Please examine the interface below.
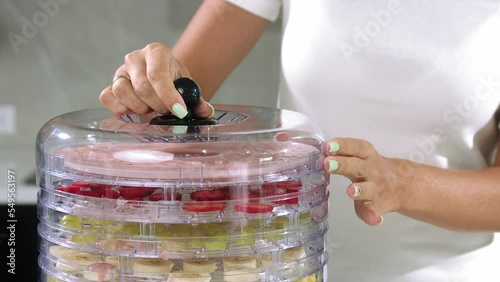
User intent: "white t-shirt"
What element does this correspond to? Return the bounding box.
[228,1,500,281]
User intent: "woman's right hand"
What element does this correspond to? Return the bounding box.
[99,42,214,119]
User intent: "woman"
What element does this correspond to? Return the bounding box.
[100,0,500,281]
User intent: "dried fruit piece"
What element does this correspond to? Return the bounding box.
[118,186,156,199]
[234,204,274,214]
[183,201,226,212]
[190,188,228,201]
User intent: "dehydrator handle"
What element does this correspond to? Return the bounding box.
[149,78,217,126]
[173,77,201,116]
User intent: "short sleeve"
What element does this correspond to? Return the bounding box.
[226,0,282,21]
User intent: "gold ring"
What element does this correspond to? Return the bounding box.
[111,74,131,85]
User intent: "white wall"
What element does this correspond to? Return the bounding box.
[0,0,281,186]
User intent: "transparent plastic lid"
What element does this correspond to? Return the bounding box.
[36,105,325,185]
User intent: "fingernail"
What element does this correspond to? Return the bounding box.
[329,142,340,153]
[172,103,188,119]
[173,125,188,134]
[352,185,361,198]
[206,102,215,118]
[328,160,339,172]
[378,215,384,225]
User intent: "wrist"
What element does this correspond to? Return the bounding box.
[387,158,418,213]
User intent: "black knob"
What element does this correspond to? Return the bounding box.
[149,77,217,126]
[173,77,201,112]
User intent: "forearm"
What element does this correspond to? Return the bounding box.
[495,142,500,166]
[398,160,500,231]
[172,0,270,101]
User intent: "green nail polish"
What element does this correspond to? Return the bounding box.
[172,103,188,119]
[173,126,188,134]
[329,142,340,153]
[328,160,339,172]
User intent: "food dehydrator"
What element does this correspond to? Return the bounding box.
[36,82,329,281]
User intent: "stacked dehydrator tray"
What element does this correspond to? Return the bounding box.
[36,82,329,282]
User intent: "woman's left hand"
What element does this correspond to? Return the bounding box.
[324,138,408,226]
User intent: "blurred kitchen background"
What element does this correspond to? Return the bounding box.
[0,1,280,280]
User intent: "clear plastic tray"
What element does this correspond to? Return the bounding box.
[38,202,328,258]
[38,175,329,223]
[41,266,324,282]
[39,237,327,282]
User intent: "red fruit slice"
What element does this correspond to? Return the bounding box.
[149,190,182,201]
[271,197,299,205]
[57,185,102,197]
[90,183,106,189]
[77,187,102,198]
[72,181,91,187]
[56,185,81,194]
[118,186,156,199]
[149,193,164,201]
[100,186,120,199]
[229,192,260,203]
[190,188,228,201]
[235,204,274,214]
[182,201,226,212]
[250,187,286,197]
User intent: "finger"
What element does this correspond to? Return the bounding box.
[325,138,377,159]
[324,156,369,179]
[194,100,215,119]
[111,74,152,115]
[100,114,143,132]
[127,64,169,114]
[100,115,128,131]
[144,46,189,118]
[354,200,384,226]
[274,132,291,142]
[99,86,132,115]
[346,182,378,201]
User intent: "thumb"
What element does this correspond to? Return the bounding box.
[194,99,215,119]
[354,200,384,226]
